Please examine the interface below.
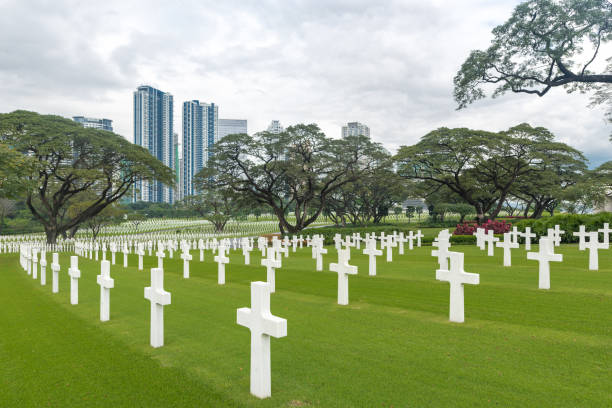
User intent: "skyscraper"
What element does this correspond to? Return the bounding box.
[182,100,218,198]
[267,120,284,134]
[73,116,113,131]
[218,119,247,140]
[133,85,175,203]
[342,122,370,138]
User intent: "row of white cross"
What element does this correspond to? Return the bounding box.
[15,223,611,400]
[473,223,611,271]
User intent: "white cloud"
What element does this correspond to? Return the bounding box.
[0,0,610,166]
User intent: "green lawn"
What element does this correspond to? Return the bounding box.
[1,243,611,407]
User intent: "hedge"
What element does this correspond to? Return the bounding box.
[513,213,612,243]
[302,225,479,246]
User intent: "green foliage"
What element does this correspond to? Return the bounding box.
[514,212,612,242]
[396,124,588,221]
[5,244,611,406]
[206,123,386,233]
[307,225,476,246]
[454,0,612,109]
[0,111,175,243]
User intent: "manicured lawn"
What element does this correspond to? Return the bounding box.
[1,242,611,407]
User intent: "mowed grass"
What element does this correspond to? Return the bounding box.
[1,242,611,407]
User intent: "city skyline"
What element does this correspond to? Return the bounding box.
[133,85,174,204]
[182,99,218,198]
[0,1,610,167]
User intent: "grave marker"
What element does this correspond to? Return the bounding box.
[237,282,287,399]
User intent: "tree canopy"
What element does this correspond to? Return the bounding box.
[202,124,384,233]
[394,124,588,221]
[454,0,612,109]
[0,110,175,243]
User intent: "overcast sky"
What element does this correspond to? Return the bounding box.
[1,0,610,166]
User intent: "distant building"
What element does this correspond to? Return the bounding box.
[342,122,370,138]
[595,190,612,213]
[267,120,284,134]
[218,119,247,140]
[173,135,181,202]
[73,116,113,132]
[402,199,428,211]
[133,85,175,204]
[182,100,218,198]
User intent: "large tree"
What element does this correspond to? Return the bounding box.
[324,152,408,225]
[0,111,175,243]
[395,124,585,221]
[395,127,501,222]
[454,0,612,109]
[204,124,381,233]
[187,168,245,232]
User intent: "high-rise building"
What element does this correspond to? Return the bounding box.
[73,116,113,131]
[133,85,175,203]
[342,122,370,138]
[173,134,181,202]
[267,120,284,134]
[218,119,247,140]
[182,100,218,198]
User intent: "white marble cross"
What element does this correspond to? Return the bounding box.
[68,256,81,305]
[527,237,562,290]
[262,247,281,293]
[25,246,31,275]
[51,253,60,293]
[407,231,416,250]
[510,226,520,245]
[291,235,298,252]
[40,251,47,286]
[385,235,397,262]
[237,281,287,399]
[144,267,171,348]
[214,245,229,285]
[598,223,611,246]
[573,225,589,250]
[97,260,114,321]
[553,225,564,246]
[397,232,407,255]
[333,234,343,251]
[199,239,205,261]
[363,238,382,276]
[313,241,327,271]
[484,230,499,256]
[432,230,452,271]
[110,242,117,265]
[242,238,252,265]
[496,232,519,267]
[474,228,486,250]
[181,244,192,278]
[436,251,479,323]
[32,249,38,280]
[156,242,166,269]
[330,248,358,305]
[521,227,536,250]
[583,231,608,270]
[137,243,145,271]
[123,243,129,268]
[415,230,424,247]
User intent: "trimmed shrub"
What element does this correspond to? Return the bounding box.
[302,225,477,246]
[454,219,511,235]
[513,213,612,243]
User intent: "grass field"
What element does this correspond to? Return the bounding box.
[1,242,611,407]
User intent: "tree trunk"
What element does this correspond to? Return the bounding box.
[523,200,532,218]
[45,227,58,244]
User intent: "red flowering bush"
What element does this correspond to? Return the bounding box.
[453,219,511,235]
[454,223,477,235]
